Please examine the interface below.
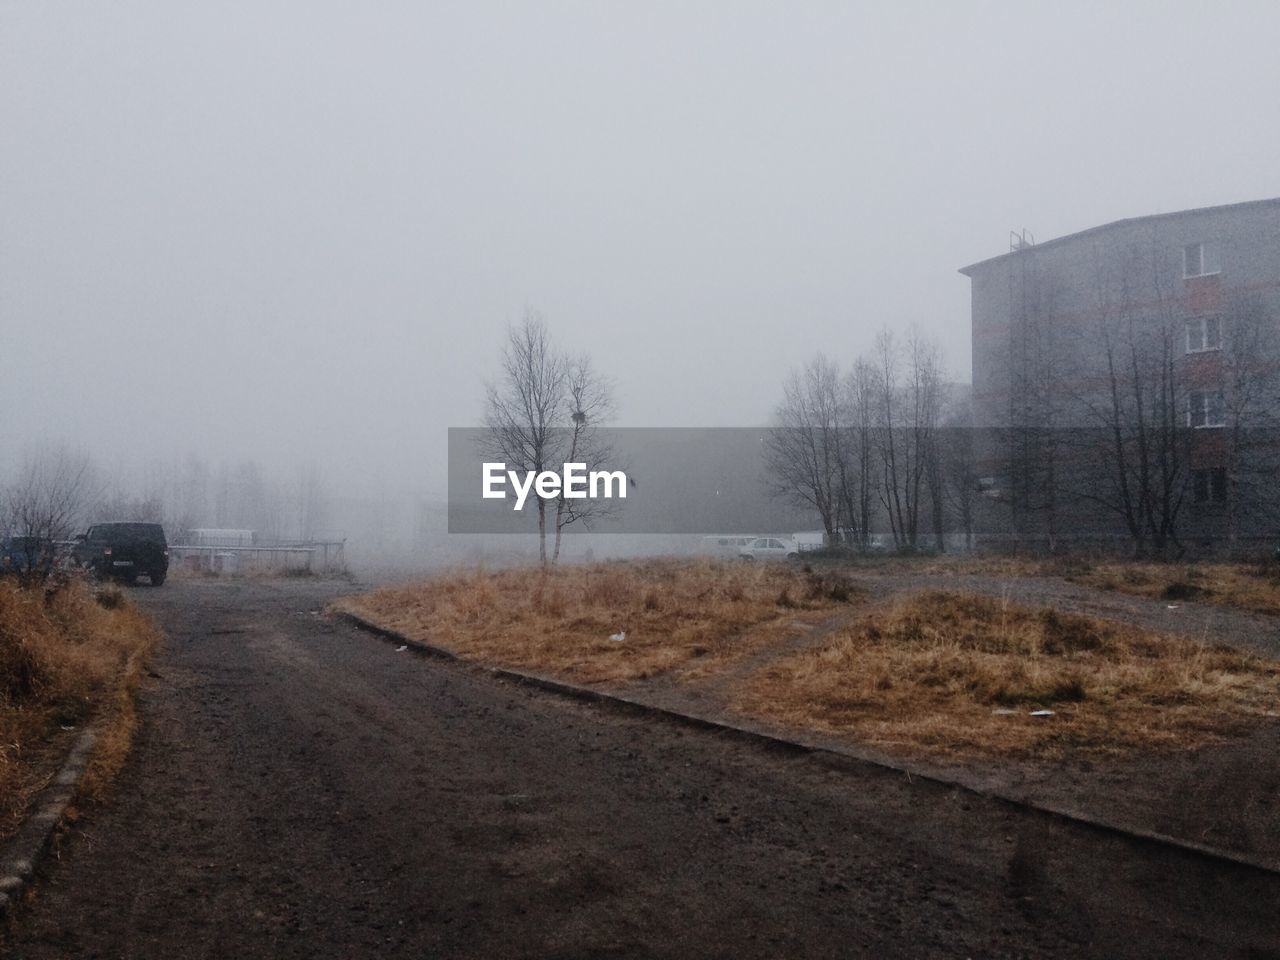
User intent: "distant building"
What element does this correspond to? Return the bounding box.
[959,198,1280,553]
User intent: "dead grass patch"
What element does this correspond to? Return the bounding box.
[0,576,161,839]
[812,553,1280,617]
[740,590,1280,759]
[332,558,861,685]
[1068,561,1280,616]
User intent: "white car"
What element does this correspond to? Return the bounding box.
[738,537,800,561]
[699,535,759,559]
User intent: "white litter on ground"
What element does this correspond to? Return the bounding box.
[609,631,626,642]
[395,645,407,652]
[1029,709,1056,717]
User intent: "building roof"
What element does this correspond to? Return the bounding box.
[958,196,1280,277]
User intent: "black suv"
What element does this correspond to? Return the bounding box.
[74,522,169,585]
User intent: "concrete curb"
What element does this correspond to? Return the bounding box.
[337,609,1280,878]
[0,726,97,918]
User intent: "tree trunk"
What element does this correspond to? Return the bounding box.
[552,499,564,564]
[537,500,547,566]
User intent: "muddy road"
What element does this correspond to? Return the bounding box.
[4,579,1278,959]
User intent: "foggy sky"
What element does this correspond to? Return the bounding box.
[4,1,1279,500]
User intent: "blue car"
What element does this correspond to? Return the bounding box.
[0,535,56,576]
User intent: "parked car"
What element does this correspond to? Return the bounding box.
[698,535,759,559]
[0,535,56,577]
[73,522,169,585]
[738,537,800,561]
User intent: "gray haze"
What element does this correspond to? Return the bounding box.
[5,1,1279,506]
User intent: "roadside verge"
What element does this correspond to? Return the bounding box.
[0,727,96,918]
[0,577,161,919]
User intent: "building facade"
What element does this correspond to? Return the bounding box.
[959,198,1280,554]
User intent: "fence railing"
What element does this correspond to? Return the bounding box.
[168,540,346,575]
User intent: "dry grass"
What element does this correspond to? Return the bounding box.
[815,552,1121,582]
[740,590,1280,759]
[0,576,161,839]
[813,552,1280,617]
[1069,561,1280,616]
[333,558,860,684]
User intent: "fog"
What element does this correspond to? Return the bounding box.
[4,2,1279,567]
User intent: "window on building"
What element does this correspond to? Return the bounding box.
[1187,390,1225,428]
[1185,316,1222,353]
[1183,241,1221,278]
[1193,467,1227,503]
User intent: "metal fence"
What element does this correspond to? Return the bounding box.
[168,539,346,576]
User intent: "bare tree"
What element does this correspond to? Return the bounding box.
[871,330,905,545]
[551,354,617,563]
[164,454,211,541]
[1076,240,1189,557]
[939,396,981,550]
[211,460,284,539]
[483,311,617,565]
[765,338,948,553]
[837,358,878,549]
[764,355,844,539]
[1218,292,1280,545]
[95,488,165,524]
[872,328,943,551]
[906,331,947,552]
[1002,256,1067,551]
[3,445,99,572]
[483,312,568,565]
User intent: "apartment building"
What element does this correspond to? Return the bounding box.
[959,198,1280,551]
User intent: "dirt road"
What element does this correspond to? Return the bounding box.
[4,579,1278,958]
